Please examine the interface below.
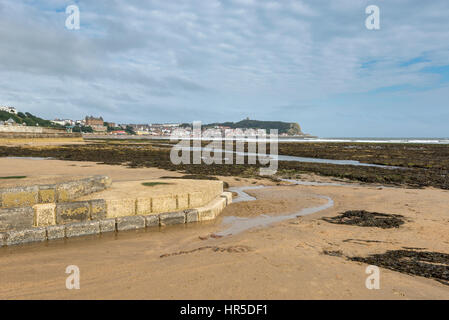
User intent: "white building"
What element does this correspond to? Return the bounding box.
[0,106,18,115]
[52,119,75,126]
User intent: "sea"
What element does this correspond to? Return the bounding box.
[86,134,449,144]
[278,137,449,144]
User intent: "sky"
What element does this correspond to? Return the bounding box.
[0,0,448,137]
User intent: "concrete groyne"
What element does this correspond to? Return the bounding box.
[0,176,112,208]
[0,177,231,246]
[0,127,82,144]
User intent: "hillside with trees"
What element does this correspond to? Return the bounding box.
[0,111,63,128]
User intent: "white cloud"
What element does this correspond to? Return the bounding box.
[0,0,448,136]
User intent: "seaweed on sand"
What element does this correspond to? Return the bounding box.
[322,210,406,229]
[349,250,449,286]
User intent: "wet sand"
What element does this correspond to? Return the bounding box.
[0,159,449,299]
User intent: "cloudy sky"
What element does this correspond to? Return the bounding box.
[0,0,448,137]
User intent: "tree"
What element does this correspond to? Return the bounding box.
[125,125,135,135]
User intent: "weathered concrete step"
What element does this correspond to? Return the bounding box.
[0,175,112,209]
[79,179,224,215]
[0,192,232,247]
[0,181,223,232]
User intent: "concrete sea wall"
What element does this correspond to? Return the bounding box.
[0,192,232,246]
[0,128,82,144]
[0,126,70,134]
[0,176,112,209]
[0,132,82,139]
[0,176,232,247]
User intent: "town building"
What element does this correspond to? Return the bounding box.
[85,116,104,126]
[2,118,19,126]
[0,106,19,114]
[0,106,18,115]
[85,116,107,132]
[52,119,75,126]
[110,130,127,135]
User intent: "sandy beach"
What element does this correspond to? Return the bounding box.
[3,0,449,305]
[0,158,448,299]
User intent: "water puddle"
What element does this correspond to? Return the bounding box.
[217,183,334,236]
[228,185,265,203]
[174,146,401,169]
[280,178,396,189]
[281,178,349,187]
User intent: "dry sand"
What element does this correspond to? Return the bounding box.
[0,158,448,299]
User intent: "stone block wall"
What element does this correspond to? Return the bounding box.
[0,191,233,246]
[0,176,230,247]
[0,176,112,209]
[0,132,82,138]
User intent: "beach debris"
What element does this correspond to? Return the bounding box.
[199,233,225,240]
[210,233,223,239]
[322,250,343,257]
[160,245,252,258]
[322,210,406,229]
[342,239,394,245]
[160,246,213,258]
[343,239,384,243]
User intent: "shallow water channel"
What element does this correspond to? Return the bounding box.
[217,182,334,236]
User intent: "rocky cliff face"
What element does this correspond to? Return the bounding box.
[287,123,302,135]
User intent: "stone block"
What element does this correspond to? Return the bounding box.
[56,181,85,202]
[188,191,204,208]
[79,177,95,195]
[197,207,215,221]
[89,199,107,220]
[144,214,159,228]
[106,199,136,218]
[56,201,90,224]
[177,193,189,210]
[99,219,116,233]
[116,216,145,231]
[38,184,56,203]
[55,188,69,203]
[185,209,199,223]
[1,186,38,208]
[216,181,224,194]
[82,175,112,194]
[101,175,113,188]
[216,196,227,211]
[136,197,152,215]
[0,232,6,247]
[95,175,112,187]
[0,207,34,231]
[198,197,226,221]
[65,221,100,238]
[6,227,47,245]
[46,225,65,240]
[191,183,223,208]
[159,211,185,226]
[96,175,112,188]
[220,192,233,205]
[151,195,177,213]
[33,203,56,227]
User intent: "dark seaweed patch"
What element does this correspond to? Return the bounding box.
[322,250,343,257]
[323,210,405,229]
[349,250,449,286]
[1,141,449,189]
